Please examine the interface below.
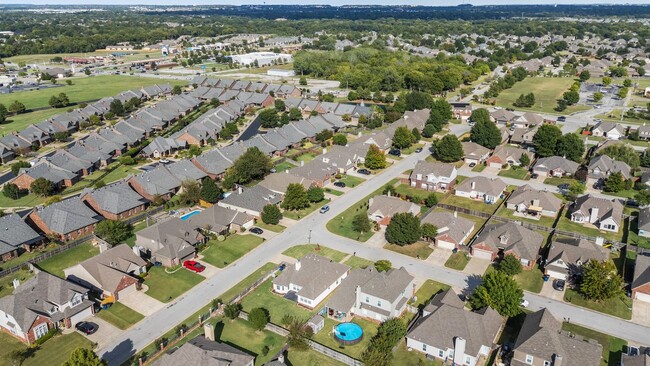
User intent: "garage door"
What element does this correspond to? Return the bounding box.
[69,306,93,327]
[489,162,502,168]
[547,269,567,280]
[472,248,493,260]
[635,292,650,303]
[117,283,137,299]
[437,239,456,250]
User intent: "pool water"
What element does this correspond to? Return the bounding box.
[180,210,202,221]
[334,322,363,342]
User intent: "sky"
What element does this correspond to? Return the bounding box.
[4,0,650,5]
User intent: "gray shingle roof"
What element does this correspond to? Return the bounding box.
[473,222,543,261]
[186,205,253,233]
[639,207,650,232]
[273,253,350,300]
[219,185,281,213]
[420,211,474,245]
[533,156,580,175]
[455,176,507,197]
[0,214,42,253]
[507,185,562,213]
[83,181,148,215]
[547,238,608,267]
[571,194,623,227]
[588,155,631,180]
[154,335,255,366]
[32,196,102,235]
[633,254,650,290]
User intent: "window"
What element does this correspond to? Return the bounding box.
[525,355,534,364]
[71,295,81,307]
[465,356,471,364]
[377,300,382,307]
[438,350,444,357]
[422,344,427,351]
[365,296,369,303]
[34,323,48,340]
[603,224,616,231]
[544,361,551,366]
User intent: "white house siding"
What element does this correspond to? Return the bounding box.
[405,338,448,360]
[635,292,650,302]
[0,311,26,340]
[68,306,93,327]
[436,238,456,250]
[488,161,503,168]
[297,272,348,309]
[599,217,619,232]
[455,190,473,199]
[217,202,261,218]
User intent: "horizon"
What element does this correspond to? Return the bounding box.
[4,1,650,6]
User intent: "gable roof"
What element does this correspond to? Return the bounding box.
[588,155,631,179]
[219,185,281,213]
[473,222,543,260]
[547,238,608,266]
[462,142,490,160]
[633,254,650,291]
[186,205,253,233]
[154,335,255,366]
[0,214,42,254]
[368,195,420,218]
[82,181,148,215]
[571,195,623,226]
[507,185,562,213]
[273,253,350,299]
[456,176,507,197]
[420,211,474,245]
[410,161,456,179]
[31,197,103,235]
[533,156,580,175]
[259,172,314,195]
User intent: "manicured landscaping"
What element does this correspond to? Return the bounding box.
[37,241,99,277]
[492,77,590,115]
[343,256,375,269]
[273,161,296,172]
[384,241,433,259]
[411,279,451,309]
[201,234,264,268]
[282,199,329,220]
[282,244,347,262]
[441,194,502,214]
[543,176,577,187]
[444,251,470,270]
[497,167,530,180]
[338,174,365,188]
[145,266,205,303]
[240,279,312,323]
[0,331,93,366]
[514,265,545,293]
[495,207,557,228]
[125,220,149,247]
[562,322,627,366]
[471,164,487,172]
[564,288,632,320]
[0,191,46,208]
[287,349,347,366]
[254,221,286,233]
[556,215,624,242]
[96,302,144,330]
[311,316,378,359]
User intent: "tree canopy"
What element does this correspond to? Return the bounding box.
[281,183,310,210]
[435,134,463,162]
[365,144,387,170]
[579,260,624,302]
[469,270,523,317]
[95,220,133,245]
[532,124,563,157]
[385,212,422,245]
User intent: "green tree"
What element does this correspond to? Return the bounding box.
[374,259,392,272]
[288,107,302,121]
[603,172,625,193]
[361,318,406,366]
[11,161,30,176]
[53,132,69,142]
[299,76,307,85]
[597,144,640,168]
[425,193,439,208]
[306,186,324,203]
[435,134,463,162]
[498,254,523,276]
[2,183,22,200]
[187,145,202,157]
[404,91,433,111]
[365,144,387,170]
[579,70,591,82]
[274,99,286,111]
[248,307,270,332]
[562,90,579,105]
[8,100,26,114]
[566,181,586,201]
[332,133,348,146]
[315,129,333,142]
[385,212,422,246]
[421,223,438,241]
[179,180,201,205]
[580,260,624,301]
[261,204,282,225]
[62,348,106,366]
[470,119,502,149]
[623,78,633,88]
[469,270,523,317]
[392,126,415,149]
[635,190,650,206]
[431,98,453,120]
[0,103,7,123]
[519,153,531,166]
[555,133,585,162]
[224,303,242,320]
[30,177,54,196]
[281,183,310,210]
[602,76,612,86]
[285,315,313,350]
[426,109,446,134]
[95,220,133,245]
[593,92,604,102]
[411,128,421,143]
[422,124,437,138]
[259,108,280,128]
[109,99,124,115]
[617,87,629,99]
[532,124,563,157]
[352,213,372,235]
[200,177,221,203]
[172,85,182,95]
[225,147,272,187]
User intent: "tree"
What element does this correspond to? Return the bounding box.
[431,98,453,120]
[248,307,270,332]
[635,190,650,206]
[119,155,135,165]
[224,303,242,320]
[3,183,22,200]
[352,213,372,236]
[332,133,348,146]
[306,186,324,203]
[172,85,182,95]
[274,99,286,112]
[519,153,531,167]
[315,129,333,142]
[602,76,612,86]
[200,177,221,203]
[579,70,591,82]
[187,145,202,157]
[470,119,502,149]
[95,220,133,245]
[404,91,433,111]
[392,126,415,149]
[426,109,446,134]
[579,260,624,302]
[299,76,307,85]
[469,270,523,317]
[374,260,392,272]
[259,108,280,128]
[282,183,310,210]
[597,144,640,168]
[424,193,438,208]
[604,172,626,193]
[435,134,463,162]
[288,107,302,121]
[623,78,633,88]
[513,93,535,107]
[411,128,421,143]
[562,90,579,105]
[11,161,30,176]
[0,103,6,123]
[225,147,272,187]
[498,254,523,276]
[469,108,491,124]
[261,204,282,225]
[533,124,563,157]
[422,124,437,138]
[53,132,69,142]
[555,133,585,162]
[617,87,629,100]
[567,181,586,200]
[30,178,54,196]
[555,99,568,112]
[593,92,604,102]
[8,100,26,114]
[179,180,201,205]
[62,348,105,366]
[421,223,438,241]
[361,318,406,366]
[365,144,387,170]
[285,315,313,350]
[385,212,422,246]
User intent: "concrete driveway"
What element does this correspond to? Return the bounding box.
[84,317,122,350]
[119,287,165,316]
[365,228,387,249]
[426,247,452,267]
[192,258,221,279]
[632,300,650,327]
[463,257,491,275]
[539,279,565,301]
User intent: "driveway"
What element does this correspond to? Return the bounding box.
[632,300,650,327]
[426,247,452,267]
[539,279,565,301]
[119,287,165,316]
[84,317,122,350]
[463,257,491,275]
[365,228,387,249]
[191,258,221,279]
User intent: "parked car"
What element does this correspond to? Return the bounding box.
[249,227,264,235]
[469,162,476,168]
[183,260,206,273]
[278,263,286,271]
[319,205,330,214]
[553,279,566,291]
[160,158,170,164]
[75,322,98,335]
[531,173,539,179]
[557,116,567,122]
[334,181,346,188]
[520,299,529,308]
[415,147,423,153]
[389,149,401,157]
[357,168,371,175]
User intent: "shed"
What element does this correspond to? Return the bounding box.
[307,314,325,334]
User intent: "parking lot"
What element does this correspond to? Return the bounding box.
[579,82,624,108]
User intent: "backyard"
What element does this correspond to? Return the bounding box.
[0,331,93,366]
[441,194,502,214]
[495,206,558,228]
[37,241,99,277]
[240,279,312,324]
[200,234,264,268]
[556,215,624,242]
[0,269,34,298]
[96,302,144,330]
[311,317,378,359]
[562,322,627,366]
[393,183,446,204]
[144,266,205,303]
[492,77,591,115]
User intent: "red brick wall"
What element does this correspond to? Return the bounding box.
[633,283,650,299]
[82,195,146,221]
[114,275,139,300]
[28,211,96,241]
[25,315,54,345]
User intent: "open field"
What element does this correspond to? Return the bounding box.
[492,77,591,115]
[2,108,62,134]
[5,50,164,65]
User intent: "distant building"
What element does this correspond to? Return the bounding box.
[267,69,296,77]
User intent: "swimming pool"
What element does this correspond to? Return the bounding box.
[180,210,202,221]
[333,322,363,345]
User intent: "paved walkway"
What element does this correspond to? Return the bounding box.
[425,247,452,267]
[632,300,650,327]
[462,257,491,276]
[119,286,165,317]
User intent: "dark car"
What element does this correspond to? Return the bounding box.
[183,260,206,273]
[557,116,567,122]
[531,173,539,179]
[469,162,476,168]
[76,322,98,335]
[415,147,423,153]
[558,183,570,190]
[249,227,264,235]
[553,279,566,291]
[357,169,371,175]
[389,149,401,157]
[334,181,346,188]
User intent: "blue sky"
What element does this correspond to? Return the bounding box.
[3,1,650,5]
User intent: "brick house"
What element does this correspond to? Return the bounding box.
[27,197,103,241]
[80,181,148,220]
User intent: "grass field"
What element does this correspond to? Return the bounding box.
[384,241,433,259]
[564,288,632,320]
[145,266,205,303]
[201,234,264,268]
[5,50,162,65]
[444,251,470,270]
[2,108,62,134]
[411,279,451,310]
[0,190,46,208]
[0,331,93,366]
[240,279,312,323]
[343,255,375,269]
[96,302,144,330]
[37,241,99,277]
[562,323,627,366]
[493,77,591,115]
[282,244,347,262]
[0,269,34,298]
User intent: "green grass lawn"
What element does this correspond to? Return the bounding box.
[0,191,46,208]
[201,234,264,268]
[287,349,347,366]
[441,194,501,214]
[338,175,365,188]
[37,241,99,277]
[515,265,545,293]
[343,256,374,269]
[0,331,93,366]
[564,288,632,320]
[282,244,347,262]
[495,207,557,228]
[0,269,34,298]
[493,77,591,115]
[145,266,205,303]
[324,188,344,196]
[472,164,487,172]
[1,108,62,134]
[393,183,445,203]
[562,322,627,366]
[273,161,296,172]
[96,302,144,330]
[220,262,278,304]
[411,279,451,310]
[61,163,140,195]
[0,242,59,272]
[626,213,650,249]
[392,341,442,366]
[498,167,530,180]
[384,241,433,259]
[240,279,312,323]
[254,221,286,233]
[444,251,470,270]
[556,216,624,242]
[6,50,161,64]
[311,317,378,359]
[543,176,577,187]
[295,152,316,163]
[282,199,329,220]
[402,143,424,155]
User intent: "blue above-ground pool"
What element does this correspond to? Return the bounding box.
[180,210,202,221]
[333,322,363,345]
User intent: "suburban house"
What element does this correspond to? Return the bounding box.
[218,185,282,217]
[406,289,503,366]
[514,112,545,128]
[325,266,415,322]
[367,195,421,226]
[186,205,255,234]
[272,254,350,309]
[154,334,255,366]
[127,166,183,201]
[505,185,563,219]
[569,194,623,232]
[451,102,472,121]
[486,145,533,168]
[544,238,609,280]
[592,121,625,140]
[64,244,146,301]
[142,136,187,158]
[461,142,490,165]
[490,109,518,125]
[637,125,650,140]
[408,161,458,192]
[511,309,602,366]
[471,222,544,269]
[12,160,79,191]
[80,181,148,220]
[532,156,580,178]
[510,126,538,146]
[587,155,632,187]
[632,254,650,303]
[260,172,315,195]
[0,214,43,263]
[0,272,94,345]
[420,211,475,250]
[638,207,650,238]
[27,197,103,241]
[135,217,206,267]
[454,176,507,204]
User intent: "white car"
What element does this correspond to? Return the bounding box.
[160,158,170,164]
[520,299,529,308]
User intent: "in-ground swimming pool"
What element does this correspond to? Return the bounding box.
[333,322,363,345]
[180,210,202,221]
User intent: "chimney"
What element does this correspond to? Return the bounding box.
[98,240,109,253]
[454,211,457,218]
[532,199,540,207]
[554,354,563,366]
[238,186,243,194]
[595,236,604,246]
[301,160,305,167]
[277,354,285,363]
[453,337,466,365]
[590,207,599,223]
[12,279,20,289]
[204,323,215,341]
[285,169,289,174]
[471,181,476,190]
[322,148,327,155]
[295,260,301,271]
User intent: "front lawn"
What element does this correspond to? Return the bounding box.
[472,164,487,172]
[324,188,344,196]
[254,221,286,233]
[411,279,451,310]
[441,194,502,214]
[0,331,93,366]
[145,266,205,303]
[282,244,347,262]
[311,317,378,359]
[556,216,624,242]
[201,234,264,268]
[514,265,545,293]
[338,175,365,188]
[96,302,144,330]
[343,256,375,269]
[564,288,632,320]
[282,199,328,220]
[402,143,424,155]
[393,183,446,203]
[498,167,530,180]
[543,176,577,187]
[37,241,99,277]
[384,241,433,259]
[240,279,312,323]
[495,207,557,228]
[0,191,46,208]
[444,251,470,271]
[562,323,627,366]
[296,152,316,163]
